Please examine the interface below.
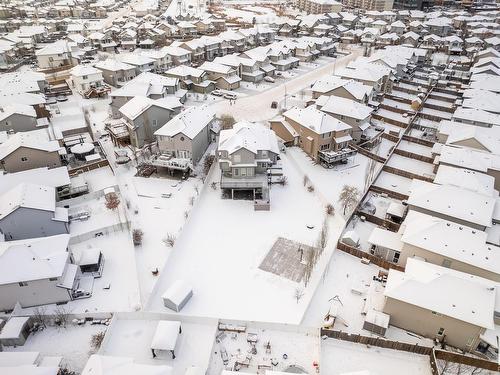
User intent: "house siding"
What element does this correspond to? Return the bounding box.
[1,147,61,173]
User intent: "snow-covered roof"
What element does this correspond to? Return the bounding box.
[151,321,181,351]
[385,257,496,329]
[367,227,403,252]
[407,180,495,228]
[437,144,500,173]
[35,40,70,56]
[0,182,58,221]
[462,89,500,114]
[154,105,214,140]
[0,234,70,284]
[0,166,70,195]
[70,64,102,77]
[452,107,500,127]
[283,106,351,135]
[319,95,372,120]
[162,280,193,307]
[434,165,495,197]
[401,210,500,276]
[0,103,36,122]
[438,119,500,154]
[0,132,61,161]
[0,317,31,339]
[95,58,136,72]
[166,65,205,78]
[82,355,172,375]
[218,122,280,156]
[119,96,175,121]
[311,76,372,100]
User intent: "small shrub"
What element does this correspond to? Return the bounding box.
[184,211,189,219]
[307,185,315,193]
[132,229,143,246]
[277,175,288,185]
[303,175,309,186]
[326,204,335,216]
[203,154,216,175]
[189,196,195,206]
[163,234,176,247]
[211,181,217,190]
[90,331,105,351]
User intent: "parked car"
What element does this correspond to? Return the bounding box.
[264,76,275,83]
[271,101,278,109]
[211,90,223,96]
[224,93,237,100]
[56,95,68,102]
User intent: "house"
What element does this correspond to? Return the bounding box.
[119,96,179,148]
[95,59,137,87]
[407,179,495,231]
[273,106,352,160]
[317,95,372,142]
[0,234,76,311]
[335,65,386,93]
[311,76,373,102]
[116,53,156,74]
[165,65,215,93]
[217,122,280,199]
[0,132,62,173]
[398,210,500,282]
[452,107,500,128]
[154,105,215,165]
[401,31,420,46]
[0,183,69,241]
[109,73,179,118]
[199,61,241,90]
[383,257,497,351]
[214,54,264,83]
[0,103,37,133]
[296,0,342,14]
[69,65,104,96]
[163,46,192,66]
[35,40,74,69]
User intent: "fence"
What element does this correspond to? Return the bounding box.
[68,159,110,176]
[349,143,386,163]
[382,165,434,182]
[69,221,130,245]
[355,210,401,232]
[402,134,435,147]
[381,132,400,143]
[392,148,435,164]
[434,349,500,372]
[372,113,407,128]
[336,241,405,271]
[369,185,409,201]
[320,329,432,355]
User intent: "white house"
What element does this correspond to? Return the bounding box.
[69,65,104,95]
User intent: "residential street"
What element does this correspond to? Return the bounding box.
[210,46,364,122]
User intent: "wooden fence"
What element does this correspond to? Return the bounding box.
[381,132,400,143]
[372,113,407,128]
[321,329,432,355]
[434,349,500,372]
[382,165,434,182]
[402,134,435,147]
[355,210,401,232]
[369,185,409,201]
[336,241,405,271]
[393,148,435,164]
[349,143,386,163]
[68,159,110,176]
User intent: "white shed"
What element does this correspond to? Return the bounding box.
[162,280,193,312]
[342,230,360,247]
[0,316,31,346]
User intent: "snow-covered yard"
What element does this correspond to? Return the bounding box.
[373,171,413,196]
[6,324,106,373]
[146,153,344,323]
[287,147,382,213]
[386,154,435,177]
[321,338,432,375]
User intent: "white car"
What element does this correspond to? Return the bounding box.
[224,93,237,100]
[211,90,223,96]
[264,76,275,83]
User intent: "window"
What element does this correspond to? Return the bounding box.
[393,252,400,263]
[82,75,88,80]
[437,328,445,336]
[19,281,28,287]
[21,157,28,162]
[320,144,330,151]
[261,150,267,157]
[233,154,241,163]
[152,120,158,127]
[180,136,185,141]
[49,277,58,281]
[233,168,239,176]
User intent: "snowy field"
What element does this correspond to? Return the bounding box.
[287,147,383,213]
[321,339,432,375]
[6,324,107,373]
[147,153,345,323]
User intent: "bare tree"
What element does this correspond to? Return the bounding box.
[294,288,304,303]
[32,306,48,329]
[132,229,143,246]
[338,185,361,216]
[364,158,377,193]
[163,233,176,247]
[204,154,215,176]
[105,191,121,224]
[90,331,106,352]
[54,305,69,328]
[219,114,236,130]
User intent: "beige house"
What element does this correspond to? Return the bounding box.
[398,210,500,282]
[199,61,241,90]
[383,258,497,351]
[0,133,62,173]
[272,106,352,161]
[311,76,373,102]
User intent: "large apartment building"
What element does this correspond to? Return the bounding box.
[342,0,394,11]
[295,0,342,14]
